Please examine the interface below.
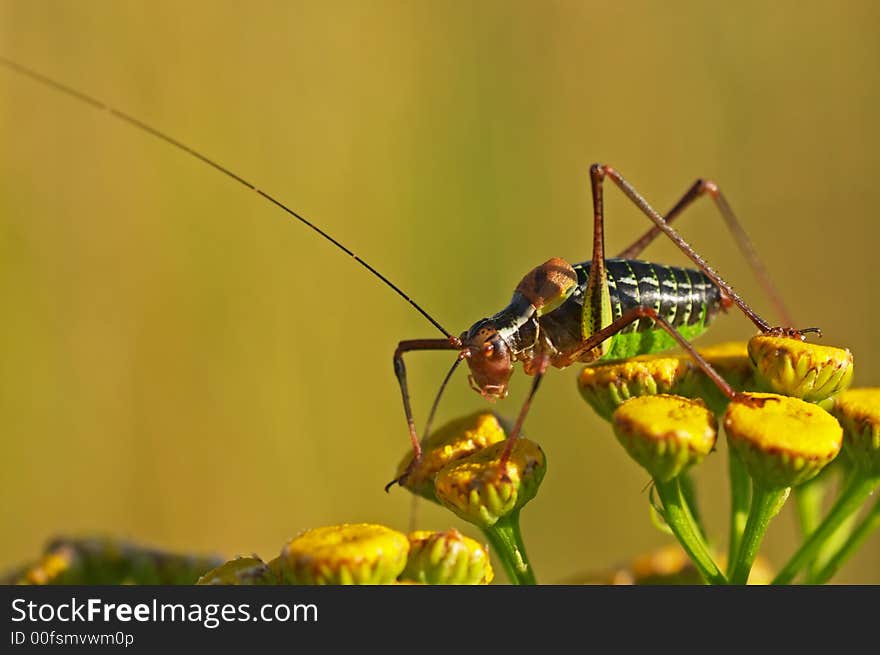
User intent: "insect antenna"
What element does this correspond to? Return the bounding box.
[406,354,464,531]
[421,355,465,443]
[0,56,452,338]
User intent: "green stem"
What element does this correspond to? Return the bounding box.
[812,497,880,584]
[679,472,705,540]
[727,448,751,574]
[808,466,859,579]
[794,476,826,540]
[794,475,828,581]
[809,508,860,581]
[481,512,536,585]
[773,474,880,584]
[729,484,789,585]
[655,477,726,585]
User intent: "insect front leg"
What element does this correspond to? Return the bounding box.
[388,337,462,490]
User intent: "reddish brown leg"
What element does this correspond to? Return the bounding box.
[591,165,772,333]
[499,353,551,464]
[571,306,739,400]
[388,337,462,491]
[499,304,743,464]
[615,177,795,327]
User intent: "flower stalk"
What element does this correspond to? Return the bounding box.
[654,477,726,584]
[729,484,789,585]
[772,474,880,584]
[481,512,536,585]
[433,437,546,585]
[793,474,827,541]
[723,392,842,584]
[811,496,880,584]
[727,447,751,573]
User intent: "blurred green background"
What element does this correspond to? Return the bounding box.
[1,0,878,583]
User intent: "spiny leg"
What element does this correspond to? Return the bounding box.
[591,164,784,334]
[615,177,794,327]
[578,165,615,357]
[498,353,550,464]
[388,337,462,490]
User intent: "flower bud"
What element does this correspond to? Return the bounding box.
[725,392,843,488]
[748,335,853,402]
[578,356,694,421]
[611,395,717,482]
[277,524,409,585]
[832,388,880,476]
[579,343,755,420]
[400,529,494,584]
[395,412,508,501]
[434,439,546,528]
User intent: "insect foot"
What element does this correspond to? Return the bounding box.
[393,412,508,501]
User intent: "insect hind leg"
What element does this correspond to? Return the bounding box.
[592,164,822,338]
[615,177,794,327]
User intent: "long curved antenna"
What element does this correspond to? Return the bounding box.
[409,354,463,532]
[421,355,465,442]
[0,56,452,338]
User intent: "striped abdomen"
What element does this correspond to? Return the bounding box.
[537,258,723,361]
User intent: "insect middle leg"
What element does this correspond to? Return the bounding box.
[499,305,741,463]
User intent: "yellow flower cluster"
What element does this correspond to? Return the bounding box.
[197,524,494,586]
